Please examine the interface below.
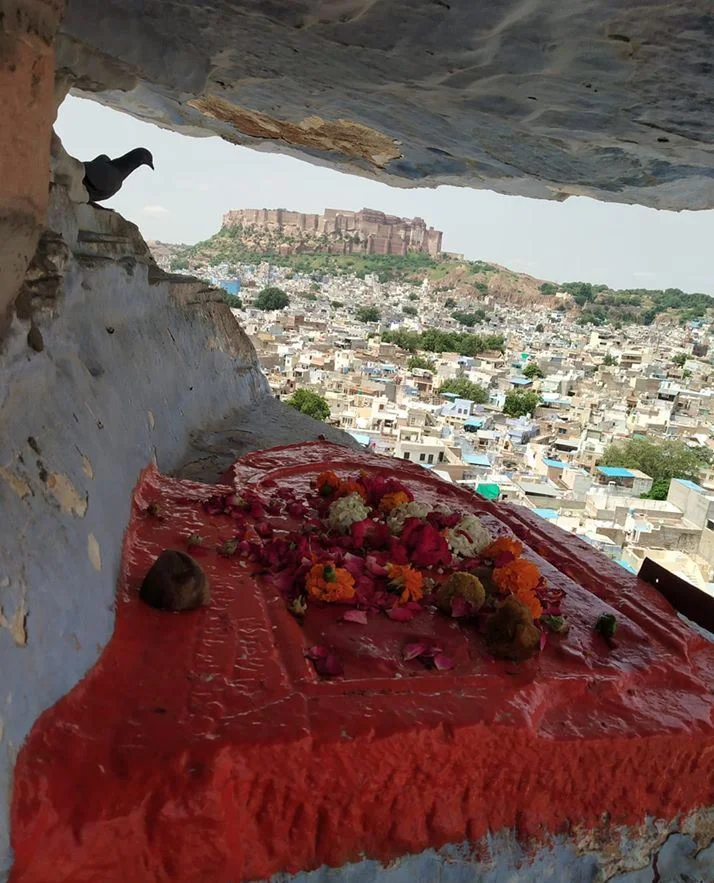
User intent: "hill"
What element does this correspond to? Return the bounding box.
[156,223,713,328]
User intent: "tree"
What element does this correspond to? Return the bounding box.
[539,282,557,295]
[304,291,318,302]
[254,286,289,310]
[408,292,419,302]
[503,390,541,417]
[522,363,545,380]
[452,309,487,328]
[221,291,243,309]
[672,352,688,368]
[357,306,380,323]
[438,377,488,403]
[331,300,344,309]
[286,389,330,422]
[407,355,436,372]
[402,305,417,316]
[444,297,456,308]
[602,353,617,367]
[535,323,545,333]
[600,438,713,500]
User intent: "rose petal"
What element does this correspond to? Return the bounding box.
[433,653,454,671]
[403,641,430,661]
[450,596,473,618]
[313,653,344,677]
[342,609,368,625]
[387,607,415,622]
[305,644,330,660]
[539,629,548,652]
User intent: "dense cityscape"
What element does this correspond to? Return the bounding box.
[150,209,714,594]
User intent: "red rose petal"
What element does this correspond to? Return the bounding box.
[433,653,454,671]
[342,610,368,625]
[386,607,415,622]
[403,641,429,661]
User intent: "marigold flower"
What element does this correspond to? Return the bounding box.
[386,563,424,604]
[484,536,524,560]
[492,558,541,595]
[380,490,411,513]
[435,571,486,613]
[513,586,543,620]
[305,563,356,603]
[316,471,341,496]
[339,478,368,500]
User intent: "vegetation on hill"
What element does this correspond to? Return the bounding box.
[286,389,330,422]
[407,355,436,372]
[438,377,488,403]
[600,438,713,500]
[356,306,380,323]
[381,329,505,357]
[165,223,713,327]
[221,291,242,310]
[452,309,488,327]
[522,363,545,379]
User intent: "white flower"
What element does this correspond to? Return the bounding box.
[386,501,433,534]
[445,514,492,557]
[327,493,370,533]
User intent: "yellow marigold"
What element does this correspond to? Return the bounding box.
[387,563,424,604]
[316,471,341,496]
[338,478,367,500]
[484,536,524,559]
[492,558,541,595]
[306,562,356,603]
[380,490,411,513]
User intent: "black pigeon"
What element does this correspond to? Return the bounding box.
[83,147,154,203]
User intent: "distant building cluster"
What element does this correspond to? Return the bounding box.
[221,207,443,256]
[150,244,714,595]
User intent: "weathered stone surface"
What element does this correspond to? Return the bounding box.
[0,0,66,329]
[0,180,354,877]
[56,0,714,210]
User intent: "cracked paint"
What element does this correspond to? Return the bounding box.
[87,533,101,571]
[0,467,32,499]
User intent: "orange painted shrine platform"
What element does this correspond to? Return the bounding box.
[10,443,714,882]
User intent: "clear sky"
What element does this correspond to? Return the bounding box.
[56,95,714,295]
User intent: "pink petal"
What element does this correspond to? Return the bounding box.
[450,596,473,618]
[342,609,368,625]
[387,607,415,622]
[539,629,548,652]
[305,644,330,660]
[433,653,454,671]
[403,641,430,661]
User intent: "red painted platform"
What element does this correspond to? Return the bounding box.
[11,442,714,883]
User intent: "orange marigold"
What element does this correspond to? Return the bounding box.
[387,563,424,604]
[484,536,524,559]
[379,490,411,513]
[513,586,543,620]
[339,478,368,500]
[492,558,541,595]
[305,562,356,603]
[316,471,341,496]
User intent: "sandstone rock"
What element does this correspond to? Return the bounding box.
[56,0,714,210]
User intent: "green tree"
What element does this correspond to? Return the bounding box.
[408,292,419,302]
[402,305,418,316]
[600,438,713,500]
[438,377,488,403]
[444,297,456,308]
[407,355,436,372]
[602,353,617,367]
[357,306,380,323]
[539,282,557,296]
[503,390,541,417]
[672,352,688,368]
[221,291,243,309]
[286,389,330,422]
[522,363,545,380]
[535,323,545,332]
[452,309,487,327]
[304,291,318,302]
[331,300,344,309]
[254,286,289,310]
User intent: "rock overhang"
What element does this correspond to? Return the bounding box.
[56,0,714,210]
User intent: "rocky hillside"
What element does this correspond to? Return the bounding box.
[153,224,713,328]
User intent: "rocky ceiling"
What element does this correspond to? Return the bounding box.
[57,1,714,211]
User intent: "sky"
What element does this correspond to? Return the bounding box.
[56,95,714,295]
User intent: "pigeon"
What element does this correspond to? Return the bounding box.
[82,147,154,203]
